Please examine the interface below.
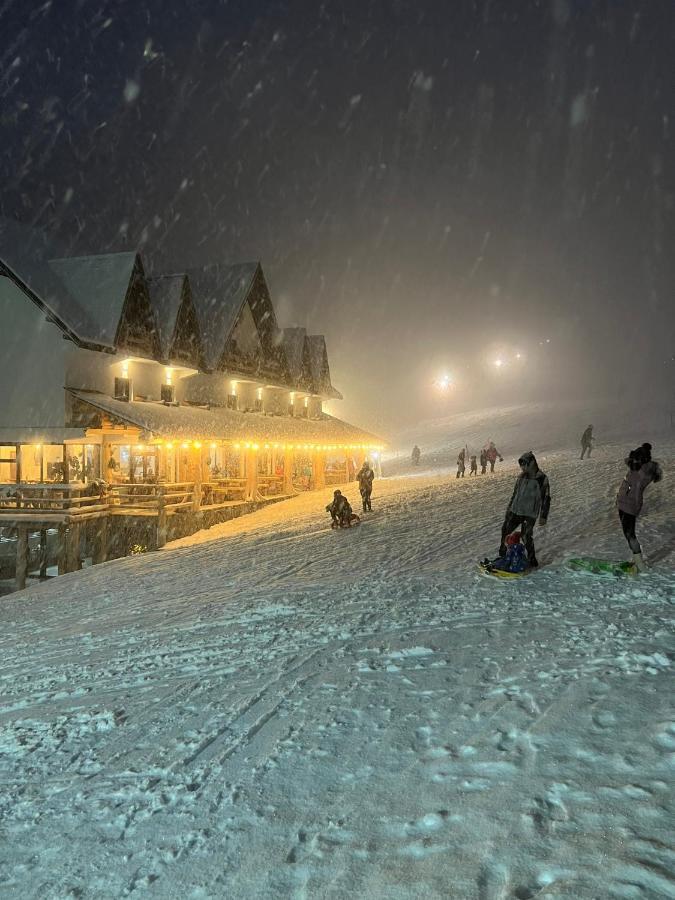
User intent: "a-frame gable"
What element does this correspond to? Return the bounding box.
[219,264,284,378]
[115,254,161,359]
[169,277,201,368]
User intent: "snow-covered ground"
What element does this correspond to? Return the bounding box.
[0,406,673,899]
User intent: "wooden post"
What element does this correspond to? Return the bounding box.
[15,526,28,591]
[66,522,81,573]
[39,528,48,578]
[57,523,68,575]
[314,450,326,489]
[246,448,258,500]
[93,516,109,564]
[283,447,294,495]
[192,448,202,514]
[156,487,167,548]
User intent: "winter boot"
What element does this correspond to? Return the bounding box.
[528,556,539,568]
[632,552,647,572]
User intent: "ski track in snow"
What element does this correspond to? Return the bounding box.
[0,427,673,899]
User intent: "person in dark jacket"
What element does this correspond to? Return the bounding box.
[616,442,662,570]
[411,445,421,466]
[580,425,594,459]
[456,448,466,478]
[356,460,375,511]
[479,448,488,475]
[498,450,551,567]
[485,440,503,473]
[469,454,478,476]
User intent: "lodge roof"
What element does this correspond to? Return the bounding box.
[69,390,384,447]
[185,261,259,371]
[0,217,105,347]
[48,252,139,347]
[281,327,306,379]
[1,219,342,399]
[147,274,189,360]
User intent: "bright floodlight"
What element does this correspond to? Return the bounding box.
[434,373,452,391]
[494,358,504,368]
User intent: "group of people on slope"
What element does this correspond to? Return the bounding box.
[457,440,503,478]
[488,440,662,574]
[325,460,375,528]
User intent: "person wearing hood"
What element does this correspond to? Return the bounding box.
[356,460,375,512]
[498,451,551,567]
[485,440,503,473]
[616,442,662,571]
[326,489,355,527]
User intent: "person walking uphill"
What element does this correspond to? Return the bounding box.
[411,445,421,466]
[617,442,662,571]
[485,440,503,473]
[480,448,488,475]
[356,460,375,512]
[456,448,466,479]
[498,451,551,568]
[580,425,594,459]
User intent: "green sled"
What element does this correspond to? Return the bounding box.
[567,557,637,577]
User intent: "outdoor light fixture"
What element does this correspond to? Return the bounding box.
[165,367,173,385]
[121,359,130,377]
[257,387,263,400]
[494,358,504,368]
[434,373,453,391]
[231,381,238,394]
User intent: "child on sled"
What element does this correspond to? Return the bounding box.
[326,490,359,528]
[482,531,528,573]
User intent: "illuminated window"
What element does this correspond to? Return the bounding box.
[0,445,17,483]
[114,377,132,401]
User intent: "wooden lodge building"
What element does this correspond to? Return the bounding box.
[0,218,383,591]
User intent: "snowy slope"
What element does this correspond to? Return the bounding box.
[0,407,673,899]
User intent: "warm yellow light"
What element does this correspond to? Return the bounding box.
[34,443,42,450]
[264,443,270,449]
[245,442,251,449]
[121,358,130,376]
[166,442,174,449]
[257,387,263,400]
[304,396,309,407]
[290,392,295,403]
[252,443,259,450]
[193,441,202,449]
[165,367,173,385]
[230,380,238,395]
[234,443,240,449]
[210,442,217,449]
[181,442,189,449]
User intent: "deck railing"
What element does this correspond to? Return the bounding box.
[0,479,257,518]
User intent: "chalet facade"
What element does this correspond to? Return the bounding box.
[0,218,382,589]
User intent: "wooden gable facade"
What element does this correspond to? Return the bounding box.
[115,254,161,359]
[219,265,284,381]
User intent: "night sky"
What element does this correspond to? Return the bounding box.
[2,0,674,431]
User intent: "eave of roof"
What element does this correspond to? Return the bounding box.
[68,390,384,446]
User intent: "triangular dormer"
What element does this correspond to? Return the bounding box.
[115,255,160,359]
[219,264,283,377]
[170,279,201,368]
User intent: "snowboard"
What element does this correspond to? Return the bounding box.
[479,560,530,579]
[567,557,637,577]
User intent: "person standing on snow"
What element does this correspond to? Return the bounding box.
[485,440,503,473]
[411,445,421,466]
[356,460,375,512]
[498,450,551,567]
[479,448,488,475]
[469,454,478,476]
[456,448,466,478]
[616,442,662,571]
[580,424,594,459]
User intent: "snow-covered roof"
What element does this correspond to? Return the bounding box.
[0,217,106,348]
[186,262,259,371]
[281,327,307,379]
[147,274,188,360]
[48,253,139,347]
[68,390,384,446]
[306,334,342,400]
